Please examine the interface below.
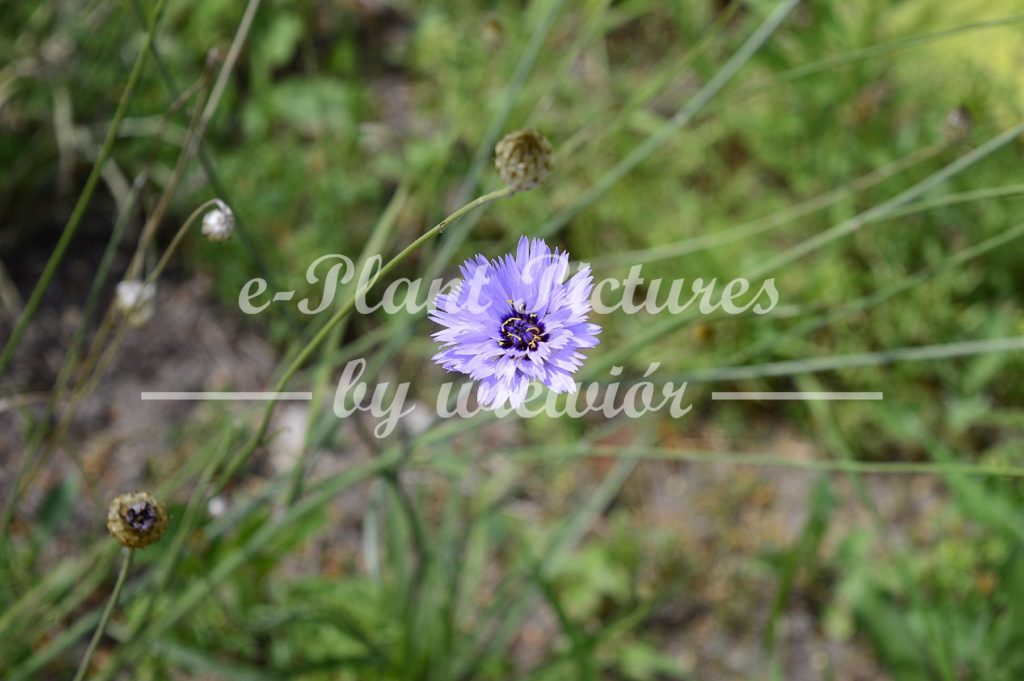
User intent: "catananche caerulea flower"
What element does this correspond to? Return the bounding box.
[430,237,600,408]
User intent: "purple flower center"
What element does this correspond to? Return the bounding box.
[124,501,158,532]
[498,308,548,352]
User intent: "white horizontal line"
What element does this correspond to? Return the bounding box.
[140,392,313,401]
[712,391,883,401]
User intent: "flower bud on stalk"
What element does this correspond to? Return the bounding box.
[114,280,156,327]
[201,199,235,242]
[494,129,552,193]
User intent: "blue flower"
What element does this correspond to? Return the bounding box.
[431,237,601,408]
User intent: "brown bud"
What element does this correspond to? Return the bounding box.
[107,492,167,548]
[494,129,552,193]
[691,322,716,346]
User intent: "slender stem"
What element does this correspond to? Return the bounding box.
[12,199,217,518]
[590,140,948,268]
[0,0,170,377]
[124,74,212,281]
[660,335,1024,385]
[2,206,217,560]
[553,0,742,162]
[43,67,207,421]
[287,183,410,505]
[280,186,511,404]
[197,0,262,141]
[533,0,802,240]
[723,217,1024,367]
[127,0,286,317]
[426,0,566,279]
[71,548,134,681]
[588,121,1024,374]
[752,121,1024,277]
[218,186,512,487]
[0,0,265,538]
[484,445,1024,478]
[93,428,239,681]
[144,200,221,285]
[11,87,218,516]
[722,14,1024,107]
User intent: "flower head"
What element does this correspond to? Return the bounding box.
[115,280,156,326]
[107,491,167,548]
[201,200,234,242]
[430,237,600,408]
[494,129,552,193]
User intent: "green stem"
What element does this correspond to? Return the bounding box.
[485,444,1024,478]
[127,0,288,323]
[144,199,221,286]
[71,548,134,681]
[93,428,239,681]
[534,0,801,240]
[7,79,217,525]
[0,0,170,378]
[286,186,512,391]
[218,186,511,487]
[287,183,410,505]
[3,74,211,534]
[589,140,948,268]
[588,121,1024,373]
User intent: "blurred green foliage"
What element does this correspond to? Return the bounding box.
[2,0,1024,679]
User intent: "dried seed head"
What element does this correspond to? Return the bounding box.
[494,129,552,193]
[114,280,156,327]
[201,200,235,242]
[107,491,167,548]
[944,106,973,142]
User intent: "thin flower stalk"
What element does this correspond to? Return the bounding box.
[218,186,513,489]
[70,549,134,681]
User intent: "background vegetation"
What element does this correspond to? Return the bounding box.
[2,0,1024,679]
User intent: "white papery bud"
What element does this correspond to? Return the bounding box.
[115,280,156,327]
[201,200,235,242]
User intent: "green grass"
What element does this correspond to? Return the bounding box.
[2,0,1024,679]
